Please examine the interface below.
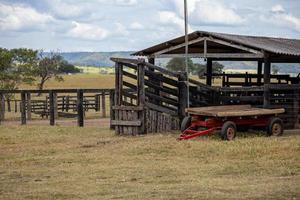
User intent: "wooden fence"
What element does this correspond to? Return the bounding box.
[0,89,114,127]
[111,58,182,135]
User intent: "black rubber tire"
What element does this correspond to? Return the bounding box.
[266,117,284,136]
[180,116,192,132]
[221,121,237,141]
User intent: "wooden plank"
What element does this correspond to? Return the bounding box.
[145,91,178,106]
[112,105,144,111]
[123,81,137,90]
[145,70,179,87]
[111,120,141,126]
[186,105,284,117]
[49,91,55,126]
[145,102,177,116]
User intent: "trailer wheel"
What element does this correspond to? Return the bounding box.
[181,116,192,132]
[267,117,283,136]
[221,121,237,141]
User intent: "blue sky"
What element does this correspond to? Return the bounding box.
[0,0,300,52]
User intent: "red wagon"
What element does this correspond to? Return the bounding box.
[178,105,285,141]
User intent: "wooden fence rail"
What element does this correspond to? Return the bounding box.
[0,89,114,127]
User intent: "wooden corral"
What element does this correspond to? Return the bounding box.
[111,31,300,134]
[0,89,114,127]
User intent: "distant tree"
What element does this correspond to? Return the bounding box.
[272,65,279,75]
[0,48,37,90]
[34,52,64,93]
[166,57,196,74]
[58,61,80,74]
[196,61,224,79]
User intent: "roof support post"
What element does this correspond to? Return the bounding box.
[264,53,271,84]
[257,60,263,85]
[206,59,213,86]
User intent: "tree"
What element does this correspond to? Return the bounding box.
[272,65,279,75]
[0,48,37,90]
[166,57,196,74]
[34,52,64,92]
[197,62,224,79]
[58,61,80,74]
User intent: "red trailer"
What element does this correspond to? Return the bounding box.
[178,105,285,141]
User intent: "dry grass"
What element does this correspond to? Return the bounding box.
[0,126,299,199]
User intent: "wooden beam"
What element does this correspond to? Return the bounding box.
[207,36,264,55]
[150,37,205,57]
[156,53,264,59]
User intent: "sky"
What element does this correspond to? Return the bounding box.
[0,0,300,52]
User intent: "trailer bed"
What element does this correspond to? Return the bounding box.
[186,105,285,117]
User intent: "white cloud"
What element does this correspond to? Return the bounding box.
[162,0,244,26]
[115,22,130,36]
[68,21,109,40]
[0,3,54,31]
[130,22,144,30]
[190,0,244,26]
[48,0,89,19]
[158,11,185,31]
[114,0,137,6]
[261,5,300,33]
[271,4,285,13]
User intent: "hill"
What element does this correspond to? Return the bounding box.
[54,52,300,74]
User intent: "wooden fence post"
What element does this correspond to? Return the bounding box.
[26,92,32,120]
[137,61,145,134]
[15,100,18,113]
[294,88,299,128]
[7,98,11,112]
[263,84,271,108]
[77,89,84,127]
[0,93,4,124]
[21,91,26,125]
[101,91,106,118]
[95,94,100,111]
[178,72,188,122]
[109,90,115,130]
[49,91,55,126]
[53,92,58,119]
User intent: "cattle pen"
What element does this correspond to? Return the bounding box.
[110,31,300,135]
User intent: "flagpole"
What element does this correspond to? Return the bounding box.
[184,0,189,108]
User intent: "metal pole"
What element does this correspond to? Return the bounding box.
[184,0,189,108]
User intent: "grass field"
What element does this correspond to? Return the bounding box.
[0,126,299,199]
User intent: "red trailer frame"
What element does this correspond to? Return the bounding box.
[178,105,285,141]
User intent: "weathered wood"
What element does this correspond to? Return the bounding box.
[112,105,144,111]
[26,93,32,120]
[7,98,11,112]
[49,91,55,126]
[109,90,115,130]
[21,92,26,125]
[101,91,106,118]
[186,105,284,117]
[178,73,188,121]
[137,63,145,134]
[206,59,212,86]
[264,53,271,84]
[0,93,5,122]
[145,102,177,116]
[293,89,299,128]
[263,84,271,108]
[111,120,141,126]
[77,89,84,127]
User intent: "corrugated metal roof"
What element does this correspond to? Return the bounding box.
[132,31,300,57]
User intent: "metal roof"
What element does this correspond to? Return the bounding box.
[132,31,300,57]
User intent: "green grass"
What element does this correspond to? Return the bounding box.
[0,126,299,199]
